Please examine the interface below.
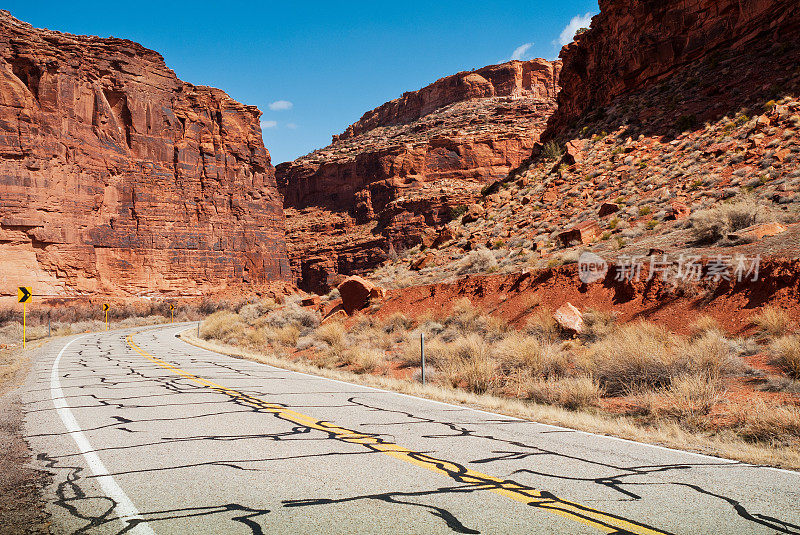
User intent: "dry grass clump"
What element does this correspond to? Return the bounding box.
[524,308,561,342]
[494,332,568,378]
[436,334,498,394]
[341,348,386,373]
[524,376,602,410]
[200,311,244,341]
[689,315,723,338]
[731,400,800,444]
[383,312,416,333]
[314,321,347,352]
[770,335,800,378]
[751,306,794,338]
[266,325,301,348]
[457,247,497,275]
[690,196,774,243]
[683,330,742,378]
[581,321,684,394]
[580,309,616,342]
[637,374,724,421]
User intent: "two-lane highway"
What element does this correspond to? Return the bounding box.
[18,325,800,534]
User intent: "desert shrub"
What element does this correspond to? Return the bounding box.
[238,300,276,324]
[751,307,794,338]
[200,311,244,341]
[637,374,724,420]
[525,376,602,410]
[690,197,773,243]
[542,140,564,162]
[449,205,468,221]
[264,304,320,330]
[770,335,800,378]
[435,334,497,394]
[580,309,616,343]
[731,400,800,443]
[689,315,723,339]
[494,333,569,378]
[265,325,301,347]
[441,298,486,335]
[457,247,498,275]
[314,322,347,351]
[341,347,386,373]
[382,312,415,333]
[525,308,561,343]
[683,330,741,378]
[581,321,685,394]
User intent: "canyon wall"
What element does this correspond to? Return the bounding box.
[277,59,560,292]
[0,11,290,297]
[551,0,800,132]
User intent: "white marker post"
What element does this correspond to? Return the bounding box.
[420,332,426,385]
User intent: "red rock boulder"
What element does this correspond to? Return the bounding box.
[554,303,584,334]
[338,276,383,314]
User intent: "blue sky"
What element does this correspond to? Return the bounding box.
[6,1,598,164]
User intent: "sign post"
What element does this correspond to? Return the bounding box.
[170,303,175,324]
[17,287,32,349]
[420,332,426,385]
[102,303,110,331]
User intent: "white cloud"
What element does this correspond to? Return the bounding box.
[556,12,595,47]
[286,123,298,130]
[261,120,278,129]
[268,100,293,111]
[510,42,534,61]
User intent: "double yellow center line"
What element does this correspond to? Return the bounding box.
[126,333,670,534]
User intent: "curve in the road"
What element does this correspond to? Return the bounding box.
[126,332,671,535]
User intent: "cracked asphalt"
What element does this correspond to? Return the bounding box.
[15,324,800,534]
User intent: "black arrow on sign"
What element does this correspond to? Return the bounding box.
[18,287,32,303]
[102,303,110,312]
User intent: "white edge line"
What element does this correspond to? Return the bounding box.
[51,334,156,535]
[171,326,800,478]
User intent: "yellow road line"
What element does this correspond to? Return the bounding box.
[126,333,671,535]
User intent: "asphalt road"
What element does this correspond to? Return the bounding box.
[16,324,800,534]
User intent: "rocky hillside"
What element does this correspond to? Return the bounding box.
[0,11,290,297]
[277,59,560,292]
[371,0,800,291]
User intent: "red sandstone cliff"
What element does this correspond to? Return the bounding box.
[550,0,800,132]
[277,59,560,291]
[0,11,290,297]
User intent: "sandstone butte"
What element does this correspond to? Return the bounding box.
[277,59,561,292]
[0,11,290,298]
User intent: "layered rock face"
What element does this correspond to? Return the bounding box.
[277,59,560,292]
[551,0,800,132]
[0,12,290,296]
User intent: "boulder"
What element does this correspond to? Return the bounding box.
[730,222,788,242]
[301,296,321,307]
[462,204,486,224]
[667,200,690,221]
[410,254,434,271]
[561,139,586,166]
[554,303,584,334]
[598,202,620,218]
[556,220,601,247]
[431,226,456,248]
[338,276,381,314]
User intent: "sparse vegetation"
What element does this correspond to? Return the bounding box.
[193,290,800,468]
[542,140,564,162]
[690,196,775,243]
